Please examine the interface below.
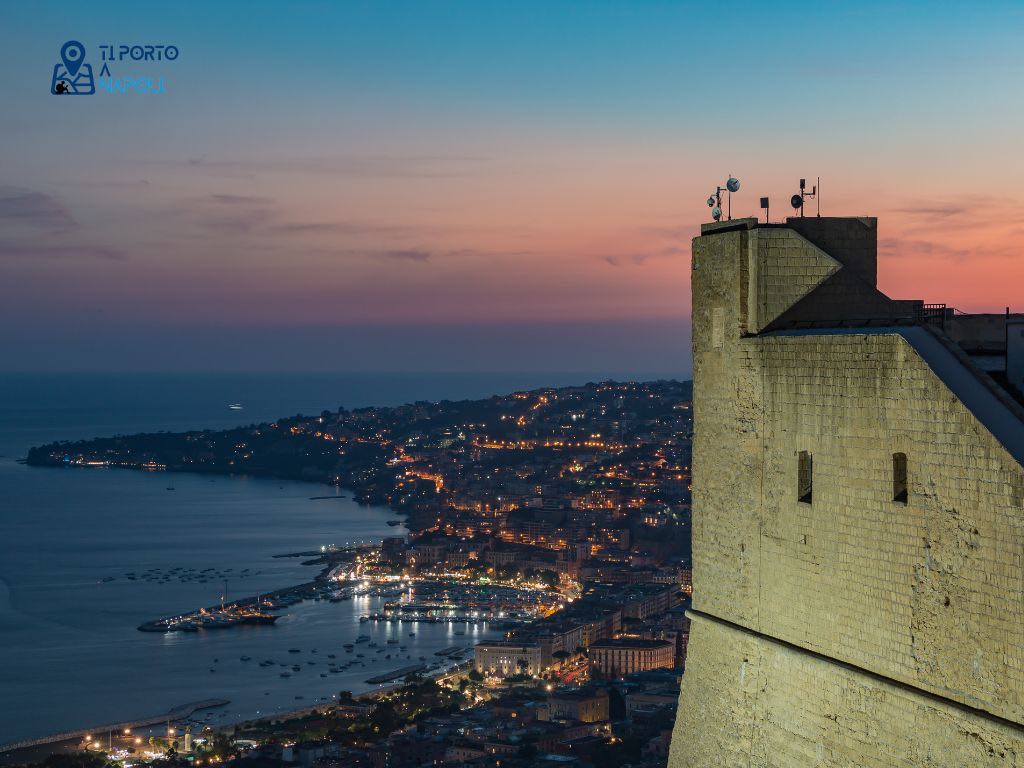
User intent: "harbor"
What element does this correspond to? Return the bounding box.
[136,546,370,632]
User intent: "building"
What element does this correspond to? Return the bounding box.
[474,640,548,677]
[588,638,674,676]
[583,582,677,621]
[379,536,406,566]
[541,687,610,723]
[406,540,445,569]
[669,216,1024,767]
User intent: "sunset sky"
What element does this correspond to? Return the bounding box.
[1,1,1022,374]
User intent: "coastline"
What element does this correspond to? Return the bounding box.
[0,661,473,766]
[0,465,435,750]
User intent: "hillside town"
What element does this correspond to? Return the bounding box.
[23,380,694,768]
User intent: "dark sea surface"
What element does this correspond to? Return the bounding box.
[0,372,637,744]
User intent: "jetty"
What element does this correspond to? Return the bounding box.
[434,646,465,657]
[365,664,427,685]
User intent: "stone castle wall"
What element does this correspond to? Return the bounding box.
[672,613,1024,767]
[670,222,1024,766]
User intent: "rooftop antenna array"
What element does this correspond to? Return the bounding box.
[790,177,820,217]
[706,175,741,222]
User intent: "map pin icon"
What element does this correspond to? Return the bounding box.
[60,40,86,77]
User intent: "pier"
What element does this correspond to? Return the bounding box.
[365,664,427,685]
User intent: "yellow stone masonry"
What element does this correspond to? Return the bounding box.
[670,219,1024,767]
[673,614,1024,767]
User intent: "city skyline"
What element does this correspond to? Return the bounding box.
[2,1,1023,372]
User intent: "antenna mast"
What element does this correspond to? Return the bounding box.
[790,178,818,218]
[705,175,741,222]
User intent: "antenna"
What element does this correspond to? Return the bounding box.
[705,175,741,222]
[790,177,818,217]
[725,176,740,221]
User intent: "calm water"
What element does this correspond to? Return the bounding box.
[0,372,632,744]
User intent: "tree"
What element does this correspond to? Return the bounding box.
[536,569,559,588]
[468,668,483,682]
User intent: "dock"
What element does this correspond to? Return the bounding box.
[434,646,465,657]
[365,664,427,685]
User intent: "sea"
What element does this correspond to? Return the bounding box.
[0,372,656,745]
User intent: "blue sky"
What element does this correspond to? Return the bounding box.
[1,1,1022,373]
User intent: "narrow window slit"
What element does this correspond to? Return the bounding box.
[798,451,813,504]
[893,452,908,504]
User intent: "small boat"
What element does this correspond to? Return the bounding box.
[228,403,243,410]
[386,520,402,527]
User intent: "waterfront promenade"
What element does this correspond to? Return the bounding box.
[0,699,229,755]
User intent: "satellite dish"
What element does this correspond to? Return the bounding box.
[791,194,803,210]
[726,177,740,193]
[707,196,715,207]
[711,206,722,221]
